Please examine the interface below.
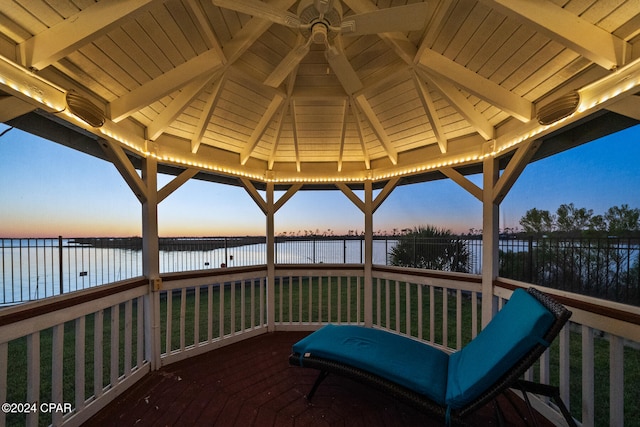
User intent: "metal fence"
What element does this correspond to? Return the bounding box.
[1,235,638,305]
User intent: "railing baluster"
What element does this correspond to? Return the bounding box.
[110,305,119,387]
[207,285,213,342]
[52,323,64,426]
[405,282,411,336]
[125,300,132,373]
[442,289,448,348]
[417,284,423,340]
[137,297,144,368]
[194,287,200,347]
[241,280,246,332]
[179,288,186,350]
[75,317,86,410]
[219,283,225,338]
[230,281,236,334]
[429,286,435,343]
[582,325,595,427]
[165,290,173,354]
[94,310,104,398]
[0,342,7,427]
[456,289,462,349]
[610,334,624,427]
[395,280,401,333]
[559,324,571,411]
[26,332,40,427]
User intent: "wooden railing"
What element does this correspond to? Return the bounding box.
[0,278,150,427]
[1,265,638,426]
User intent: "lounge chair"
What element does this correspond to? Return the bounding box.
[289,287,575,426]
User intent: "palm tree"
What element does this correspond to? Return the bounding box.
[389,226,470,272]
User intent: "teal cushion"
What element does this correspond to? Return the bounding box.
[445,289,554,408]
[293,324,449,404]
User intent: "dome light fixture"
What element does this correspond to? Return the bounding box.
[66,92,106,128]
[536,91,580,125]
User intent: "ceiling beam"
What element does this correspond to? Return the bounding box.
[184,0,224,59]
[240,93,285,165]
[147,73,214,141]
[342,0,418,65]
[418,69,495,140]
[606,95,640,121]
[440,167,483,202]
[337,99,348,172]
[493,138,542,204]
[416,49,533,122]
[99,138,147,203]
[479,0,629,70]
[109,49,223,122]
[0,95,35,122]
[372,177,400,213]
[336,183,365,213]
[274,183,302,212]
[350,100,371,170]
[221,0,297,65]
[354,94,398,165]
[18,0,155,70]
[290,99,301,172]
[191,74,227,153]
[268,102,288,170]
[412,72,447,154]
[240,178,267,214]
[158,168,199,203]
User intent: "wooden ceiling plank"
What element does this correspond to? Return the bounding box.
[184,0,224,59]
[18,0,156,70]
[479,0,630,70]
[418,69,495,141]
[241,93,285,164]
[416,49,533,122]
[109,49,223,122]
[412,72,447,154]
[354,94,398,165]
[147,73,214,141]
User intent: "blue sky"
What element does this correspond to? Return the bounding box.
[0,123,639,237]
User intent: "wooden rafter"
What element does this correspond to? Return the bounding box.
[240,178,267,214]
[350,100,371,170]
[412,72,447,154]
[147,73,213,141]
[417,69,495,140]
[158,168,199,203]
[480,0,629,70]
[337,99,348,172]
[354,94,398,165]
[268,102,288,170]
[493,138,542,204]
[336,183,365,213]
[109,50,223,122]
[440,167,483,202]
[18,0,155,70]
[290,99,301,172]
[372,177,400,214]
[240,93,285,165]
[416,49,533,122]
[191,74,227,153]
[99,138,147,203]
[274,183,302,212]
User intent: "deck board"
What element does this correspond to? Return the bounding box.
[87,331,553,426]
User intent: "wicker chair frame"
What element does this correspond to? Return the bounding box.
[289,287,575,426]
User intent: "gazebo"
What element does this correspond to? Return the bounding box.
[1,1,640,426]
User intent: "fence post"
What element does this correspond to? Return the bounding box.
[58,235,64,295]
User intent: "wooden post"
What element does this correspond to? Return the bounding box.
[364,180,373,327]
[481,155,499,327]
[266,181,276,331]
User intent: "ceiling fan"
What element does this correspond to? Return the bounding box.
[212,0,429,92]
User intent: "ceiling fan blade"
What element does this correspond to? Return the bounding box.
[325,45,362,95]
[212,0,301,28]
[340,2,429,36]
[264,41,310,88]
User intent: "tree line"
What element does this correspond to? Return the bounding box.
[519,203,640,236]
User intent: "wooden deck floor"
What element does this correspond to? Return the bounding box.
[87,331,553,426]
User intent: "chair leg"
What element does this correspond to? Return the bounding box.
[514,380,577,427]
[307,371,329,401]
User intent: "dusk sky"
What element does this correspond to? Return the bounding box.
[1,122,639,238]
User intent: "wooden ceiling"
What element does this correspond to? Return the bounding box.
[1,0,640,184]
